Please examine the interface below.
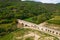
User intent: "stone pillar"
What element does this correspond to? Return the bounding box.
[17,23,24,28]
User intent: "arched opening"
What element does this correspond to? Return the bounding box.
[56,32,58,34]
[45,29,47,31]
[52,31,54,33]
[21,23,24,25]
[48,30,49,32]
[41,28,43,30]
[38,27,39,29]
[25,24,28,26]
[50,30,51,32]
[59,33,60,35]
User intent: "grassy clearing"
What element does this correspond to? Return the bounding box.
[46,16,60,30]
[47,16,60,25]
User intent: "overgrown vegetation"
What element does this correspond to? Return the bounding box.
[0,0,60,36]
[0,28,59,40]
[25,13,52,24]
[47,16,60,25]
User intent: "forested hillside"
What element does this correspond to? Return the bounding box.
[0,0,60,36]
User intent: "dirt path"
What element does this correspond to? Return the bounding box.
[38,22,47,27]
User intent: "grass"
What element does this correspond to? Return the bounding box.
[25,37,34,40]
[0,33,13,40]
[47,16,60,25]
[0,28,59,40]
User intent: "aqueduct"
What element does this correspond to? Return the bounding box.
[17,19,60,39]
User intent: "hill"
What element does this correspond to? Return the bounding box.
[44,16,60,31]
[0,0,60,37]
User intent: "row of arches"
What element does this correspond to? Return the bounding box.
[18,21,60,37]
[39,27,60,36]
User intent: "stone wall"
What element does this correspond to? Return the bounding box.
[17,19,60,38]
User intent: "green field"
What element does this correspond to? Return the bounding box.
[47,16,60,25]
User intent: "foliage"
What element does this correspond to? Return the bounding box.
[0,0,60,36]
[47,16,60,25]
[0,28,59,40]
[25,13,52,24]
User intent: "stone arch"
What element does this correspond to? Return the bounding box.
[49,30,51,32]
[59,33,60,35]
[38,27,39,29]
[21,23,24,25]
[41,28,43,30]
[45,29,47,31]
[25,24,28,26]
[48,30,50,32]
[52,31,54,33]
[56,32,58,34]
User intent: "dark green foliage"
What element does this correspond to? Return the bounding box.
[0,1,59,20]
[0,19,17,36]
[0,0,60,36]
[25,13,52,24]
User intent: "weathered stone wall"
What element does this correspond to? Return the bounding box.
[17,19,60,38]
